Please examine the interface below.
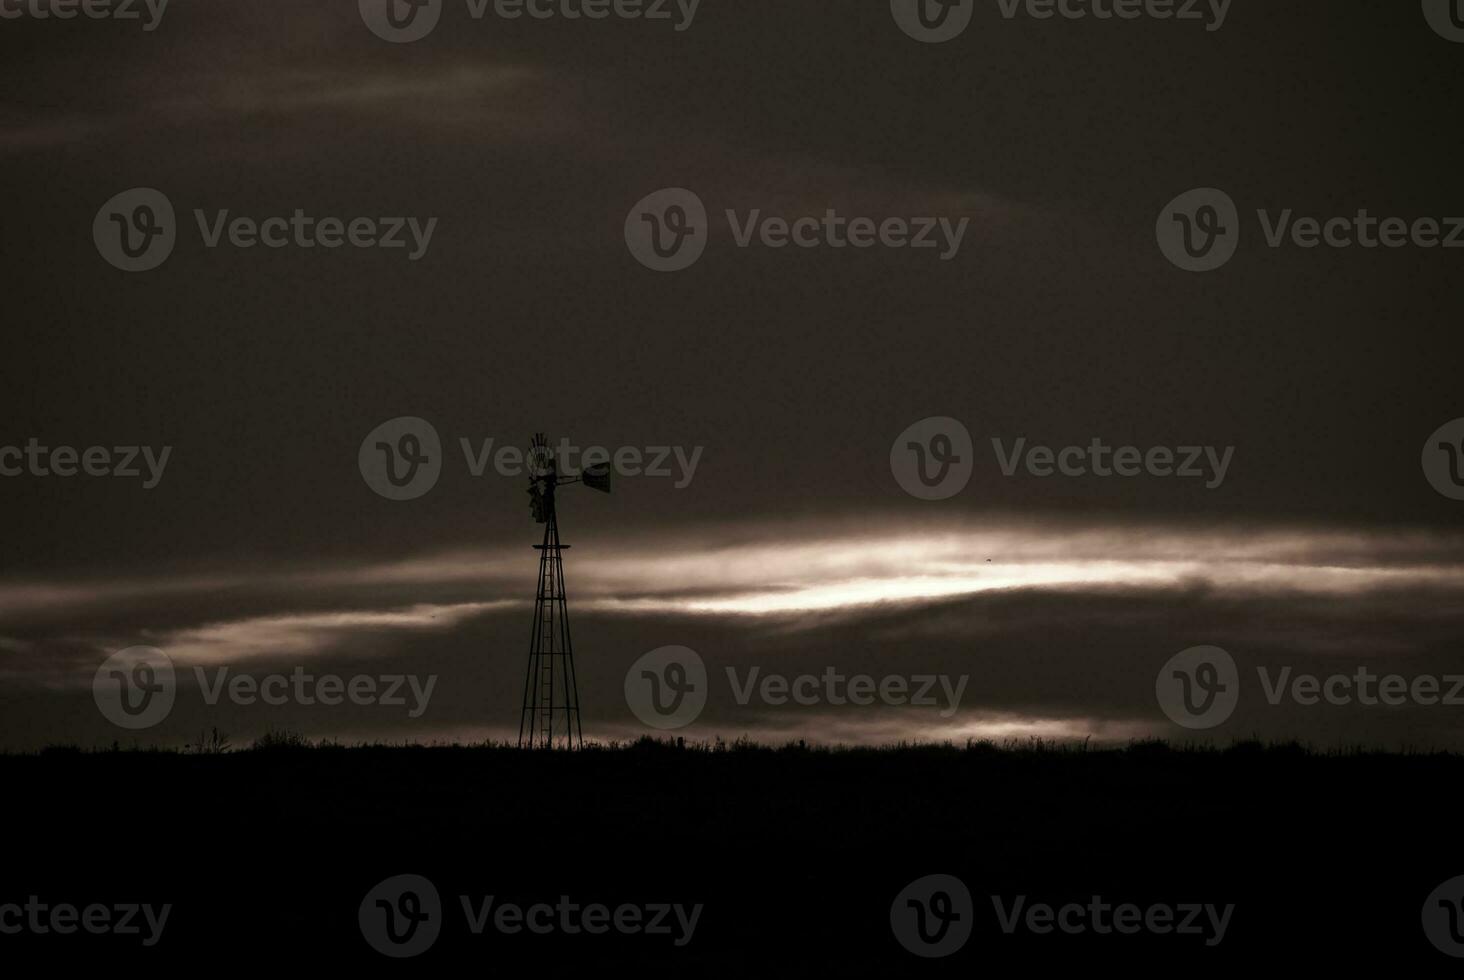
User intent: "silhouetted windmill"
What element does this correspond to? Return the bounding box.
[518,433,610,749]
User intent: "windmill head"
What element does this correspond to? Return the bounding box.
[526,432,554,523]
[582,463,611,494]
[525,433,611,522]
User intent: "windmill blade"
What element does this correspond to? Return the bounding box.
[527,485,548,523]
[527,432,554,478]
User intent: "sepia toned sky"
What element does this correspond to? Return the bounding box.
[1,0,1462,749]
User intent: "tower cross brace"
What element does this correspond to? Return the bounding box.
[518,472,584,749]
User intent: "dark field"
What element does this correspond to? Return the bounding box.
[4,738,1462,971]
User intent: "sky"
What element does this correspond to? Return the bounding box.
[2,0,1463,750]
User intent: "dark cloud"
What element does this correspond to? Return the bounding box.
[2,1,1462,749]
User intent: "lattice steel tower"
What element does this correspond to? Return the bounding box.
[518,433,609,749]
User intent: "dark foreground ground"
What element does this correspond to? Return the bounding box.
[3,737,1462,971]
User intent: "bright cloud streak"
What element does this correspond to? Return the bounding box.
[590,711,1155,747]
[6,517,1464,624]
[5,516,1462,748]
[161,602,517,665]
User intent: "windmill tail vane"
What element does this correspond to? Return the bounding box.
[518,432,609,749]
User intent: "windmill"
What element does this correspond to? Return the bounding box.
[518,433,610,749]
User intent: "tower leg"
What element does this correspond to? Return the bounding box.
[518,514,581,749]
